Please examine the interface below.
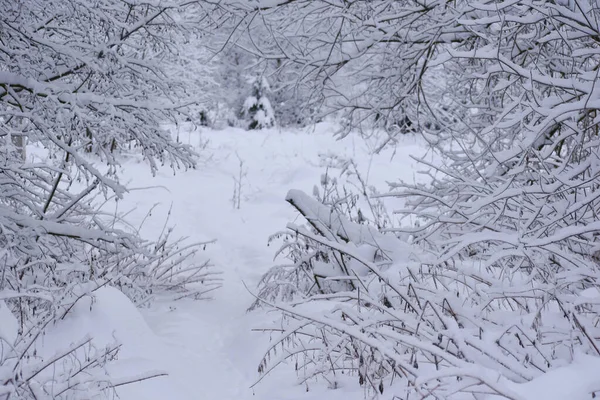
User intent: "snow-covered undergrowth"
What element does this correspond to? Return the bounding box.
[4,122,599,400]
[4,1,599,399]
[254,188,600,399]
[239,3,600,397]
[0,139,218,399]
[250,136,600,398]
[86,122,430,400]
[0,1,223,398]
[112,122,600,400]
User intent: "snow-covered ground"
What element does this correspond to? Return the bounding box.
[18,123,600,400]
[80,123,428,400]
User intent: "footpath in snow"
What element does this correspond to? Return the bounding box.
[30,123,600,400]
[101,123,429,400]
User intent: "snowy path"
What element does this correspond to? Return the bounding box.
[110,124,427,400]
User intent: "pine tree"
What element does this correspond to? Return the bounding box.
[241,76,275,130]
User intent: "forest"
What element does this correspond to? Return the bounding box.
[1,1,600,399]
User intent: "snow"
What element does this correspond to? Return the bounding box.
[3,122,599,399]
[3,0,600,397]
[93,123,427,400]
[0,301,17,345]
[502,353,600,400]
[285,188,381,243]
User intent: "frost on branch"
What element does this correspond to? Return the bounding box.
[0,1,220,398]
[250,1,600,397]
[255,183,600,398]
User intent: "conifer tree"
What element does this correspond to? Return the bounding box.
[241,76,275,130]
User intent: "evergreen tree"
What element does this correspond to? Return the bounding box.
[241,76,275,130]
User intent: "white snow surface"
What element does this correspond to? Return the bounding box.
[4,123,599,399]
[107,122,428,400]
[0,301,18,345]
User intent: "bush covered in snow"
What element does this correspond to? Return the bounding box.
[0,1,220,399]
[249,1,600,399]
